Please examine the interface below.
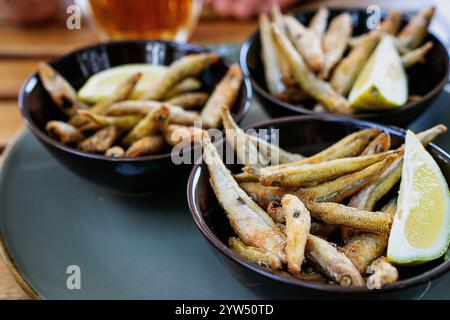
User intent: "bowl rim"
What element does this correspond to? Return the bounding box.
[18,39,252,163]
[239,7,450,121]
[187,114,450,294]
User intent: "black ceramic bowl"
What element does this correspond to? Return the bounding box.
[188,115,450,299]
[19,40,252,193]
[240,8,449,127]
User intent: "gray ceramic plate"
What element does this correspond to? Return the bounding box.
[1,93,450,299]
[0,43,449,299]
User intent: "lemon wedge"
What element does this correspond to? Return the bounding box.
[348,35,408,110]
[387,130,450,265]
[78,64,167,103]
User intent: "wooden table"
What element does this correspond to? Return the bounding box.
[0,0,445,300]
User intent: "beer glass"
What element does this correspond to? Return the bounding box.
[85,0,202,41]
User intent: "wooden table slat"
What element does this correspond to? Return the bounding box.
[0,259,29,300]
[0,101,23,148]
[0,59,40,99]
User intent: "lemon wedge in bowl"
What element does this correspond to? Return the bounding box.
[348,35,408,110]
[78,64,167,104]
[387,130,450,265]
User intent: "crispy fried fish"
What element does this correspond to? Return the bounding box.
[37,62,88,117]
[396,6,435,52]
[105,146,125,157]
[106,100,201,126]
[343,127,447,272]
[401,41,433,69]
[125,135,166,157]
[165,92,209,109]
[308,6,329,38]
[297,155,395,203]
[250,128,380,174]
[77,110,143,131]
[46,121,84,145]
[163,124,202,146]
[272,26,351,114]
[282,195,311,274]
[366,257,399,289]
[240,182,285,210]
[162,78,202,100]
[306,235,364,287]
[342,232,389,274]
[257,151,395,188]
[77,126,117,153]
[202,132,286,260]
[305,202,392,234]
[229,237,282,270]
[321,13,352,79]
[361,132,391,156]
[247,134,304,165]
[310,220,339,237]
[259,13,288,97]
[348,155,403,211]
[342,198,397,274]
[350,10,401,47]
[271,4,296,86]
[141,53,219,100]
[221,106,269,167]
[273,270,327,284]
[284,15,325,74]
[350,125,447,211]
[234,171,260,183]
[122,105,170,146]
[331,31,381,96]
[90,72,141,115]
[201,64,243,128]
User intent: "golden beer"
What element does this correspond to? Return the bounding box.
[87,0,201,41]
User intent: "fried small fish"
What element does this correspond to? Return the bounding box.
[321,13,352,78]
[257,151,395,188]
[221,106,269,167]
[106,100,201,127]
[272,26,351,114]
[77,126,117,153]
[141,53,219,100]
[366,257,399,290]
[202,132,286,261]
[331,31,381,96]
[229,237,282,270]
[259,13,288,97]
[401,41,433,69]
[306,235,364,287]
[308,6,329,38]
[46,121,84,145]
[396,6,435,52]
[201,64,243,128]
[37,62,88,117]
[78,110,143,131]
[125,135,165,157]
[121,105,170,146]
[306,202,392,234]
[165,92,209,109]
[282,195,311,275]
[105,146,125,157]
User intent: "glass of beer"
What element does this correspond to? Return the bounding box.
[85,0,202,41]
